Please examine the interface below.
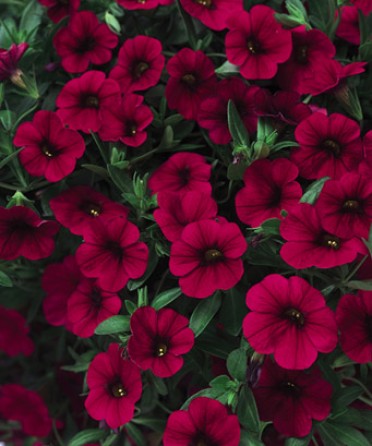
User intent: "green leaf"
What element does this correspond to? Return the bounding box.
[0,270,12,287]
[227,159,249,181]
[151,287,182,310]
[68,429,106,446]
[94,315,130,335]
[127,248,159,291]
[107,164,131,193]
[180,387,224,410]
[20,0,43,34]
[318,422,371,446]
[346,280,372,291]
[219,288,246,336]
[131,417,167,433]
[285,437,311,446]
[237,385,260,433]
[104,11,121,34]
[189,292,222,337]
[209,374,231,391]
[228,100,250,149]
[124,300,137,315]
[215,60,240,75]
[300,177,329,204]
[332,386,363,414]
[227,348,247,382]
[125,422,147,446]
[260,218,281,236]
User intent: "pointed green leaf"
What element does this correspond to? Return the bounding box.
[94,315,130,335]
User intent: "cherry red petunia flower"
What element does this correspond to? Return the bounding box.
[253,359,332,437]
[243,274,338,370]
[38,0,80,23]
[292,112,364,180]
[110,36,165,94]
[280,203,365,269]
[169,219,247,298]
[0,384,53,437]
[53,11,118,73]
[0,206,59,261]
[235,158,302,228]
[315,173,372,239]
[85,343,142,428]
[198,77,259,145]
[49,185,129,236]
[154,191,218,242]
[148,152,212,196]
[0,306,34,357]
[14,110,85,182]
[56,70,121,133]
[276,25,335,94]
[225,6,292,80]
[165,49,217,120]
[99,94,153,147]
[76,215,148,292]
[128,306,194,377]
[67,279,121,338]
[42,255,83,328]
[163,397,240,446]
[0,42,28,82]
[336,290,372,364]
[336,1,372,46]
[179,0,243,31]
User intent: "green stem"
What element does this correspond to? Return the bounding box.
[344,255,368,282]
[90,131,108,164]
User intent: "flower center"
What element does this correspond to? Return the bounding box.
[58,0,69,4]
[342,199,360,211]
[84,95,99,108]
[295,45,308,64]
[195,0,212,7]
[247,40,260,54]
[182,74,197,86]
[90,287,102,307]
[321,234,340,250]
[89,204,101,217]
[105,241,123,259]
[204,249,224,264]
[111,383,126,398]
[41,145,55,158]
[156,343,168,357]
[283,308,305,327]
[133,61,149,79]
[322,139,341,157]
[76,37,96,53]
[137,0,146,3]
[280,381,301,397]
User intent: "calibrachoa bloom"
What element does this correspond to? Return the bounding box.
[154,190,218,242]
[0,306,34,357]
[336,290,372,364]
[85,343,142,428]
[42,255,83,328]
[67,279,121,338]
[292,112,364,180]
[148,152,212,195]
[38,0,80,23]
[49,185,129,236]
[56,70,121,133]
[110,36,165,94]
[53,11,118,73]
[198,77,259,145]
[179,0,243,31]
[315,173,372,239]
[280,203,365,269]
[128,306,194,377]
[0,384,53,437]
[169,219,247,298]
[14,110,85,182]
[163,397,240,445]
[225,5,292,80]
[235,158,302,227]
[99,94,153,147]
[165,49,217,120]
[0,206,59,261]
[76,215,148,292]
[0,42,28,83]
[243,274,338,370]
[253,359,332,437]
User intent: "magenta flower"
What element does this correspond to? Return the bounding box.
[0,206,59,261]
[85,343,142,428]
[128,306,194,377]
[165,49,217,120]
[0,42,28,85]
[243,275,338,370]
[336,290,372,364]
[163,397,240,446]
[280,203,365,269]
[53,11,118,73]
[110,36,165,94]
[0,306,34,357]
[170,219,247,298]
[292,112,363,180]
[253,359,332,437]
[14,110,85,182]
[38,0,80,23]
[56,70,121,133]
[235,158,302,227]
[50,185,128,236]
[76,215,148,292]
[225,5,292,80]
